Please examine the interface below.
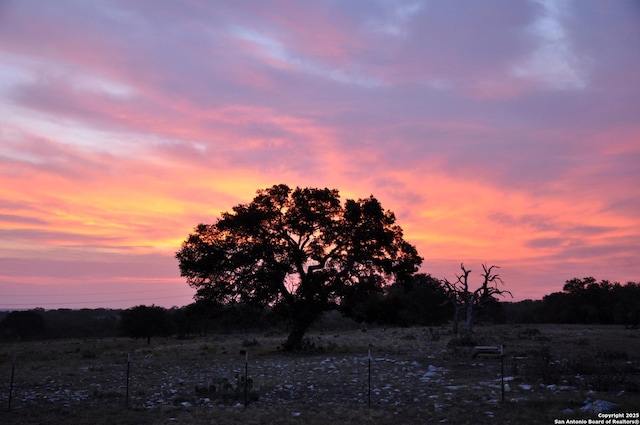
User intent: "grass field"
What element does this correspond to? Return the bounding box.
[1,323,639,424]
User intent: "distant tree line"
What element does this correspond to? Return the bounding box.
[114,273,457,343]
[504,277,640,327]
[0,308,121,341]
[0,273,455,343]
[1,276,638,343]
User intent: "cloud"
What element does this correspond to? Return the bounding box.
[512,0,590,90]
[364,0,424,37]
[0,214,48,226]
[0,0,638,307]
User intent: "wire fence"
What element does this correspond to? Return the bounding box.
[2,347,452,412]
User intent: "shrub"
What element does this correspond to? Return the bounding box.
[196,374,259,405]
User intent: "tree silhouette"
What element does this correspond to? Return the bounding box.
[0,310,46,341]
[119,305,171,344]
[176,184,422,350]
[442,263,511,339]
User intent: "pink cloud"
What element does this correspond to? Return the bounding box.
[0,0,638,308]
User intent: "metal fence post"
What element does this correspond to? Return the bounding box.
[500,345,504,403]
[7,354,16,411]
[125,353,131,409]
[368,350,371,407]
[244,351,248,408]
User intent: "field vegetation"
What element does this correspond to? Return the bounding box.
[2,320,638,424]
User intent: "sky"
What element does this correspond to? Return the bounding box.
[1,0,639,310]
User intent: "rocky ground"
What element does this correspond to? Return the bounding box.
[1,324,639,424]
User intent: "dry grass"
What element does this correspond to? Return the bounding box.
[1,324,639,424]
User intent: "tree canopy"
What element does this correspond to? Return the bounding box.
[0,310,46,341]
[119,305,172,344]
[176,184,423,350]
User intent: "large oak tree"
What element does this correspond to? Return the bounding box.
[176,184,422,350]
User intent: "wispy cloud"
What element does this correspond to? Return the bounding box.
[512,0,590,90]
[0,0,638,307]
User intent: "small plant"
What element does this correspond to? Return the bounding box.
[241,338,260,347]
[283,336,322,352]
[447,334,477,348]
[517,328,540,339]
[524,347,557,385]
[196,373,259,405]
[81,350,97,359]
[589,371,627,392]
[427,327,441,342]
[596,349,628,361]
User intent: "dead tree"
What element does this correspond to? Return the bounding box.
[442,265,471,337]
[442,263,512,339]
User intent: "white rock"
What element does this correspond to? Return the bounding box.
[580,399,617,414]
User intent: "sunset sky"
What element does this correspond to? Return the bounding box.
[1,1,639,310]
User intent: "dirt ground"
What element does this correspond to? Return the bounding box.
[1,323,639,424]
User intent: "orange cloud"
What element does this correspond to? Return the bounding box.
[1,0,638,309]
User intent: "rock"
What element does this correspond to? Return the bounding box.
[580,399,617,414]
[421,371,436,381]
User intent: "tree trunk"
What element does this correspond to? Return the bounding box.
[465,303,474,338]
[283,320,311,351]
[283,304,321,351]
[452,305,460,336]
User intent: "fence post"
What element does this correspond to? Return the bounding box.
[500,345,504,403]
[244,351,248,408]
[367,349,371,407]
[125,353,130,409]
[7,353,16,411]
